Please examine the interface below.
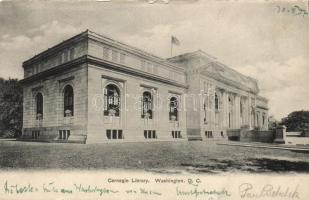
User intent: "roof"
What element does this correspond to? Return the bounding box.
[167,49,217,63]
[168,50,259,93]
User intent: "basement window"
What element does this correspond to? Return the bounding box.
[59,130,70,140]
[106,129,123,139]
[172,131,182,138]
[205,131,213,138]
[32,131,40,139]
[144,130,157,139]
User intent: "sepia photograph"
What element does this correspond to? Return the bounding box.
[0,0,309,199]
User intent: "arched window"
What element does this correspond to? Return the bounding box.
[104,84,120,116]
[64,85,74,117]
[169,97,178,121]
[215,93,219,111]
[35,93,43,120]
[142,91,152,119]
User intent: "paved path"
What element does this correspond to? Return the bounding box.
[0,138,16,141]
[217,141,309,152]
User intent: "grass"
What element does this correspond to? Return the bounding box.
[0,140,309,173]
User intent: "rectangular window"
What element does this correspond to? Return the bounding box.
[144,130,147,139]
[172,131,181,138]
[205,131,213,138]
[32,131,40,139]
[148,130,152,139]
[112,130,117,139]
[106,129,123,140]
[144,130,157,139]
[59,130,70,140]
[118,130,123,139]
[59,130,63,140]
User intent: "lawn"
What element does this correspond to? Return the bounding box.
[0,140,309,173]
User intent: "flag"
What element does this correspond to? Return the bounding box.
[171,35,180,46]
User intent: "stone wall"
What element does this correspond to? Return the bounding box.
[21,64,88,143]
[86,65,187,143]
[227,126,274,143]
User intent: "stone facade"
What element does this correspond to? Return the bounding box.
[20,30,269,143]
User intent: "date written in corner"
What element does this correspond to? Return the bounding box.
[239,183,300,199]
[275,5,308,17]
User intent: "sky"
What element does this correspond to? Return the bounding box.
[0,0,308,120]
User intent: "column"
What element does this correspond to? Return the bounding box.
[222,90,228,129]
[235,94,241,129]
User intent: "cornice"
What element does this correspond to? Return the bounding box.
[22,30,89,68]
[87,55,188,89]
[256,105,269,110]
[20,55,188,89]
[201,71,258,94]
[257,95,268,102]
[20,55,87,85]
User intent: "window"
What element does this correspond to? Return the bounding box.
[104,84,120,116]
[35,93,43,120]
[169,97,178,121]
[142,91,153,119]
[205,131,213,138]
[64,85,74,117]
[59,130,70,140]
[263,114,265,125]
[32,131,40,139]
[106,129,123,139]
[172,131,182,138]
[215,93,219,111]
[144,130,157,139]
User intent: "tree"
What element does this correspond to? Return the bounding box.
[0,78,23,138]
[281,110,309,132]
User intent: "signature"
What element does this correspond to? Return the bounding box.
[276,5,308,17]
[176,186,231,198]
[239,183,300,199]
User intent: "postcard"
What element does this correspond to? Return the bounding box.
[0,0,308,199]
